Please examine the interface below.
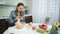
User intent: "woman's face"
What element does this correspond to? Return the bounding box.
[17,6,24,12]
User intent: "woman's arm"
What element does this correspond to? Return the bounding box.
[9,11,16,26]
[9,11,17,23]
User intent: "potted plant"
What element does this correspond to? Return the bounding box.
[45,17,50,24]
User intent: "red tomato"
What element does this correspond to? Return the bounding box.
[32,26,36,30]
[39,24,47,30]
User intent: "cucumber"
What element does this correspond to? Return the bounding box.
[36,28,47,33]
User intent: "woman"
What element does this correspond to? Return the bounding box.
[9,3,24,27]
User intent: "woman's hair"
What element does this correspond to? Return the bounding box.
[17,2,24,7]
[16,2,24,16]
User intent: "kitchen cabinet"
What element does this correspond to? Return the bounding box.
[0,19,8,34]
[0,0,31,6]
[0,0,16,6]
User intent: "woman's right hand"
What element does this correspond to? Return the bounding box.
[16,16,21,20]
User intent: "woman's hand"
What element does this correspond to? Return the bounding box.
[16,16,23,20]
[16,16,21,20]
[20,16,23,20]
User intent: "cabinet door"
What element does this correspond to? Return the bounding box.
[0,19,8,34]
[5,0,28,6]
[5,0,19,5]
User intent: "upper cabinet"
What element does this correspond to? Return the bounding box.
[0,0,31,6]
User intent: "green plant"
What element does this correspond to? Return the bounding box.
[45,17,50,22]
[50,27,58,34]
[44,17,50,24]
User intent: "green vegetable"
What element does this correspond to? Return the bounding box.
[50,27,58,34]
[45,17,50,22]
[36,28,47,33]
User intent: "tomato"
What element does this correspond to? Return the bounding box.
[39,24,47,30]
[32,26,36,30]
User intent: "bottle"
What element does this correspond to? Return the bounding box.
[17,19,20,23]
[58,24,60,34]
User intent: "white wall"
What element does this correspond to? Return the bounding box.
[32,0,59,24]
[59,0,60,21]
